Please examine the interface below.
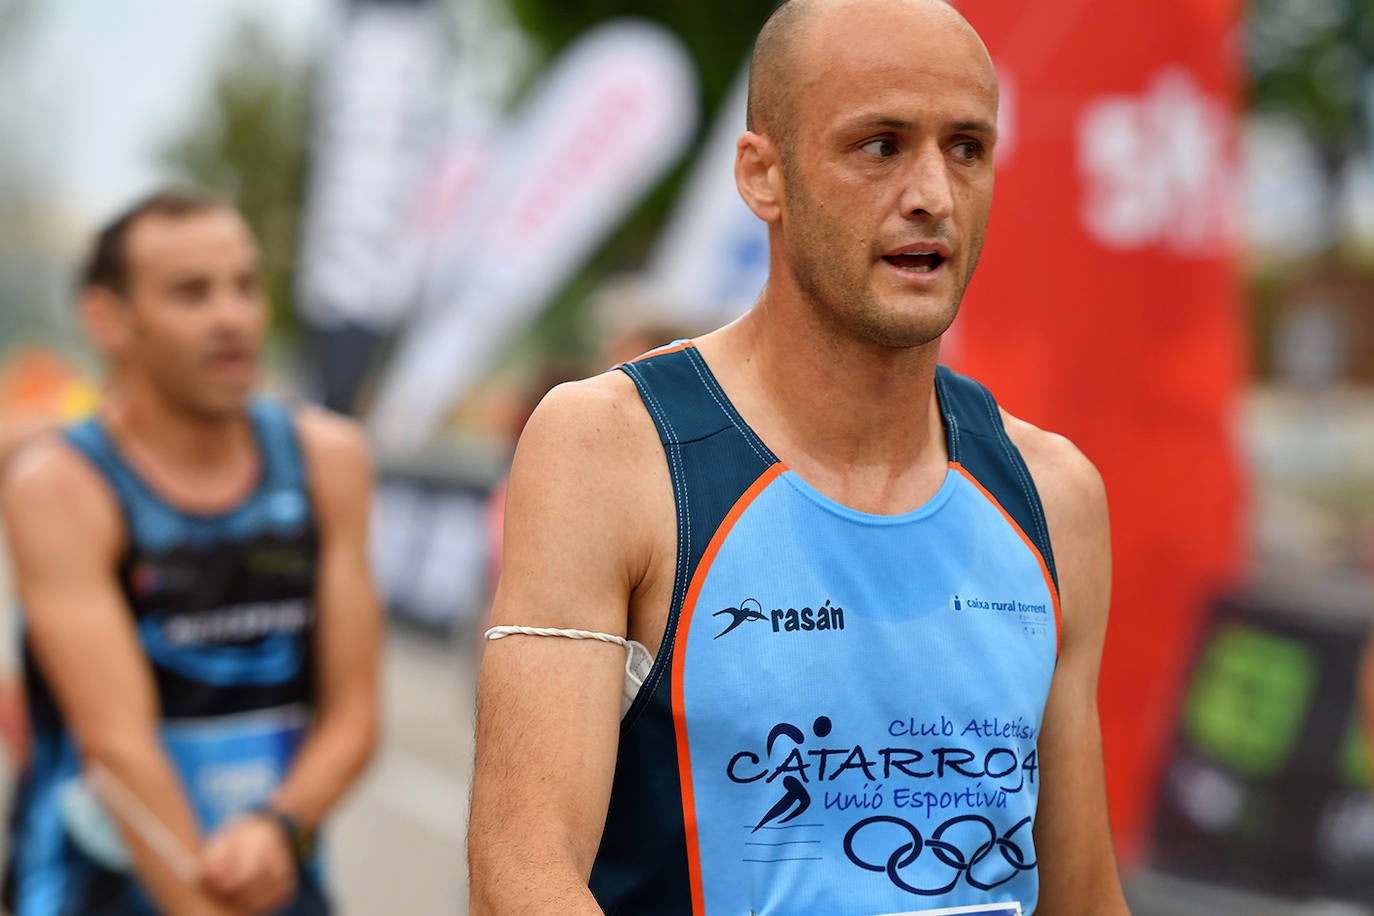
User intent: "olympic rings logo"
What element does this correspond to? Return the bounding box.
[842,814,1036,896]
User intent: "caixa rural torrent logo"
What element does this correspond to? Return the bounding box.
[950,593,1051,639]
[713,597,845,639]
[949,594,1048,617]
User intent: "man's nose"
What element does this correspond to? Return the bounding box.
[899,145,955,222]
[210,285,263,328]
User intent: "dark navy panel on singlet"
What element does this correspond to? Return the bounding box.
[589,344,1059,916]
[5,397,329,916]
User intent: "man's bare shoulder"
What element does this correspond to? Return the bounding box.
[999,409,1107,532]
[502,370,666,585]
[293,403,370,470]
[515,370,660,470]
[1001,410,1111,648]
[291,405,374,535]
[0,433,121,549]
[487,370,669,643]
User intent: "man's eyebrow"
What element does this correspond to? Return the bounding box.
[840,115,915,132]
[838,115,998,135]
[951,119,997,135]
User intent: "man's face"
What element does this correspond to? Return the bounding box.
[114,209,267,418]
[776,2,999,349]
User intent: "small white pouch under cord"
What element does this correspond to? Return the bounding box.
[485,626,654,718]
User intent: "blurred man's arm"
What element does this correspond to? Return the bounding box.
[469,377,660,915]
[200,410,382,912]
[1010,417,1131,914]
[0,422,44,768]
[2,441,245,915]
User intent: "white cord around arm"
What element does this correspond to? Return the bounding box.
[484,625,631,649]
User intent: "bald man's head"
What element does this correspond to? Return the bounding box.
[745,0,994,159]
[745,0,815,155]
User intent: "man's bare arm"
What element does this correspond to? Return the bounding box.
[268,408,382,825]
[469,375,665,915]
[1008,417,1130,914]
[3,441,243,915]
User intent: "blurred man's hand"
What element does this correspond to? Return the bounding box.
[199,814,297,914]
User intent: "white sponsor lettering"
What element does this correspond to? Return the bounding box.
[162,599,312,645]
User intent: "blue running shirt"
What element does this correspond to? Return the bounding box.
[590,343,1059,916]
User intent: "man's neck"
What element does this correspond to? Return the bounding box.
[101,379,258,511]
[697,288,950,514]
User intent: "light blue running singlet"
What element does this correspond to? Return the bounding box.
[589,342,1059,916]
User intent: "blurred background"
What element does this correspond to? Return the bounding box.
[0,0,1371,912]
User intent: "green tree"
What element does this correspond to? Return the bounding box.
[162,19,311,336]
[1248,0,1374,174]
[507,0,774,113]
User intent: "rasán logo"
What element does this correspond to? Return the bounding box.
[713,598,845,639]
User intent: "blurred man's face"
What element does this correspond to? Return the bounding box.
[114,208,267,419]
[777,0,998,349]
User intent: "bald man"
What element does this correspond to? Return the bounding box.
[468,1,1128,913]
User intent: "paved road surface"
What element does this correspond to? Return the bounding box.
[329,627,477,914]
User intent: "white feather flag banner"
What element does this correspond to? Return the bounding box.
[296,1,442,330]
[646,64,769,326]
[370,19,699,453]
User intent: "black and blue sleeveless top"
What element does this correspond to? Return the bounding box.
[590,343,1059,915]
[6,398,327,915]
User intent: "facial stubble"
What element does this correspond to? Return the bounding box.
[780,157,985,351]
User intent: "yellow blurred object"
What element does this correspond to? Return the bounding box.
[0,347,98,425]
[57,380,100,422]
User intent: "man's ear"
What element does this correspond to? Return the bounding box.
[79,286,129,356]
[735,131,785,224]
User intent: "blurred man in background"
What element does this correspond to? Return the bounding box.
[469,0,1126,913]
[1,190,381,914]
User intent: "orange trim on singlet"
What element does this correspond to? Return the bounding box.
[672,461,784,916]
[627,339,695,365]
[950,461,1063,658]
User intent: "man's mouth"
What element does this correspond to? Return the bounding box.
[207,349,257,372]
[882,251,946,273]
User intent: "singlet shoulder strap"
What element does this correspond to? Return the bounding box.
[618,342,777,461]
[614,342,779,727]
[63,416,146,508]
[935,364,1059,590]
[62,414,185,549]
[248,396,307,493]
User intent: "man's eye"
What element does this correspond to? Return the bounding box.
[951,140,983,162]
[859,138,897,158]
[173,281,210,303]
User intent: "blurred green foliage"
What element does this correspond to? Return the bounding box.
[0,0,67,351]
[506,0,774,111]
[1246,0,1374,379]
[162,20,310,337]
[1248,0,1374,167]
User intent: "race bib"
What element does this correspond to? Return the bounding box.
[162,704,309,830]
[59,705,309,873]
